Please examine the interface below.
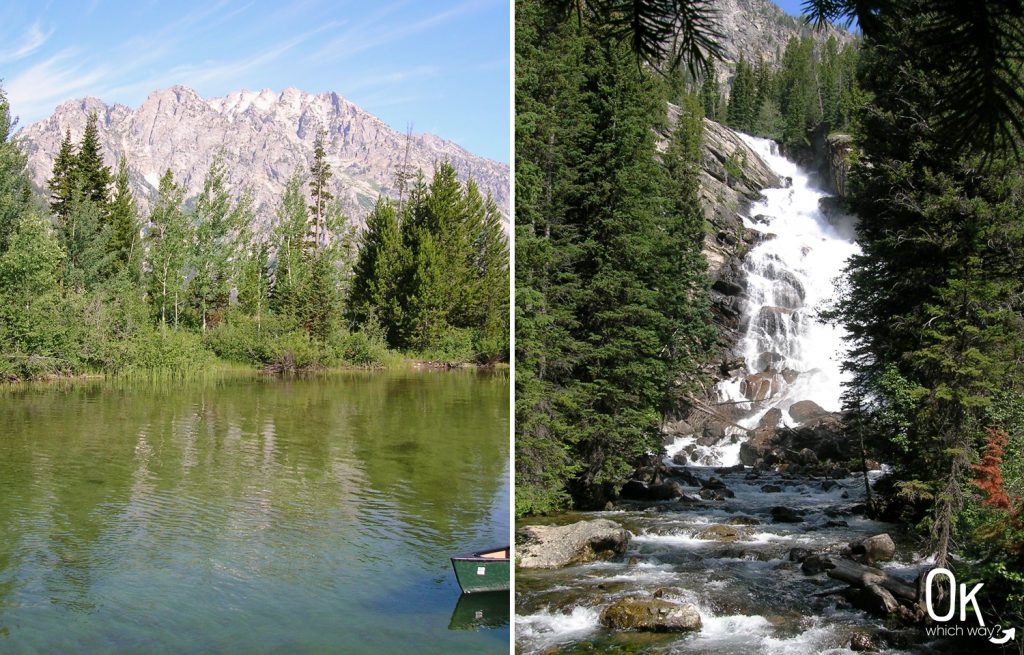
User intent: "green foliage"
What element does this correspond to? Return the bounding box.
[726,35,861,149]
[725,56,756,132]
[107,157,140,276]
[825,2,1024,613]
[0,78,499,385]
[145,169,191,327]
[516,0,714,512]
[189,155,249,330]
[349,163,508,363]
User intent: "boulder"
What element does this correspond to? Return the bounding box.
[852,534,896,564]
[788,400,829,424]
[672,452,689,466]
[770,506,805,523]
[600,597,702,632]
[850,632,878,652]
[699,487,734,500]
[740,371,784,402]
[620,480,684,502]
[725,515,760,526]
[516,519,629,569]
[801,554,827,574]
[758,408,783,430]
[756,351,785,371]
[761,484,783,493]
[696,524,741,541]
[788,547,812,563]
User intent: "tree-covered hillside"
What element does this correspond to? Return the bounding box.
[0,92,508,381]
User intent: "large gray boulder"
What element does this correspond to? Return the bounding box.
[788,400,830,424]
[516,519,629,569]
[600,597,702,632]
[853,534,897,564]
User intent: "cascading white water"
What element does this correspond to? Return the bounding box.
[668,135,861,466]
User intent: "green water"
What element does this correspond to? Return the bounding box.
[0,370,510,654]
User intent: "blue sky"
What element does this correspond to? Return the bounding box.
[773,0,806,18]
[0,0,511,163]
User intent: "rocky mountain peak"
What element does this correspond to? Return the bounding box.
[16,85,509,231]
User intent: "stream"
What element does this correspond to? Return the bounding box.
[514,137,966,654]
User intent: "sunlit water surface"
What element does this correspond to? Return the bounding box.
[0,370,509,654]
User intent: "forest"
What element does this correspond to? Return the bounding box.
[516,0,1023,635]
[0,96,508,381]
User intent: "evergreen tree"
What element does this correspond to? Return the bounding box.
[828,2,1024,572]
[270,171,310,320]
[516,0,714,512]
[472,194,509,362]
[49,129,77,224]
[700,60,720,120]
[107,157,139,275]
[308,130,332,250]
[726,55,756,132]
[75,112,112,206]
[349,196,407,342]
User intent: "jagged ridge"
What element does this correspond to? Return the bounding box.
[16,85,509,229]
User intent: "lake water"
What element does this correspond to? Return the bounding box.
[0,370,510,654]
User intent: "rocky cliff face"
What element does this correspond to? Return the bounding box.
[16,86,509,228]
[712,0,854,68]
[661,108,780,367]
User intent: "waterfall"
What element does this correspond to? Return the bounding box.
[669,135,861,466]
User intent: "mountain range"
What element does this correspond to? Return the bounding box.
[16,85,509,229]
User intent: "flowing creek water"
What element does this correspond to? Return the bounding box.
[515,138,962,654]
[0,370,509,654]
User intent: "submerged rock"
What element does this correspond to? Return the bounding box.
[600,597,702,632]
[620,479,685,501]
[695,524,742,541]
[770,506,805,523]
[516,519,629,569]
[850,632,879,652]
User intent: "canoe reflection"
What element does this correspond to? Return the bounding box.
[447,591,510,630]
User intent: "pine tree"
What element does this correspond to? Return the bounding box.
[700,60,720,120]
[107,157,139,275]
[75,112,112,206]
[472,194,509,362]
[726,55,756,132]
[49,129,77,224]
[349,196,407,343]
[308,130,333,250]
[270,171,310,320]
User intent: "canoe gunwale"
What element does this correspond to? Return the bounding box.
[451,545,510,562]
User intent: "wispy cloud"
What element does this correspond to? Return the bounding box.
[6,49,109,117]
[0,21,54,62]
[340,64,441,94]
[314,0,493,61]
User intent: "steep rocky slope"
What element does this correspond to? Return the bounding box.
[712,0,854,67]
[16,86,509,228]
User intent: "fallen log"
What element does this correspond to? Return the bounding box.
[824,557,917,602]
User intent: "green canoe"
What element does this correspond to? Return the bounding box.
[451,546,510,593]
